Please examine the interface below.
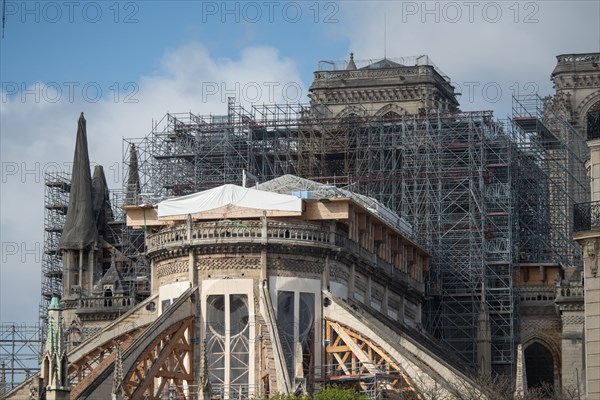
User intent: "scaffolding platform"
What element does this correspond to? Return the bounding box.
[513,116,561,149]
[108,93,587,377]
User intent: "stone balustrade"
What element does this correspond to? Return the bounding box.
[146,220,422,287]
[519,285,556,302]
[77,296,134,312]
[147,220,331,253]
[556,53,600,65]
[557,283,584,298]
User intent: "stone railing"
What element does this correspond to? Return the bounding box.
[146,220,332,253]
[314,67,422,81]
[557,53,600,65]
[519,285,556,302]
[573,201,600,232]
[77,296,135,312]
[557,283,584,298]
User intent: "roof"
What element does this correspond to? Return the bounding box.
[361,58,403,69]
[58,113,98,250]
[157,184,302,218]
[258,175,413,237]
[49,296,61,311]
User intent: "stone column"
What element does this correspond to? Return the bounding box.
[556,290,585,392]
[584,237,600,398]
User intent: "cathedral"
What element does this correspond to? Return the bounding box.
[3,52,599,399]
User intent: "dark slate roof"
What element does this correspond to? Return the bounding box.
[92,165,114,238]
[59,113,98,250]
[361,58,403,69]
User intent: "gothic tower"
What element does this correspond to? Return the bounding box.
[551,53,600,138]
[308,53,459,119]
[58,113,132,347]
[58,113,98,303]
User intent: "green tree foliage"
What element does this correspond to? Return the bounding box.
[253,386,366,400]
[312,386,367,400]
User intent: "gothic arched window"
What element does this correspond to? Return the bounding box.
[586,101,600,140]
[524,342,554,390]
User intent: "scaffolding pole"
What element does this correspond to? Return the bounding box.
[0,323,42,392]
[120,94,586,375]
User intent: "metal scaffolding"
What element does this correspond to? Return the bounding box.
[115,93,586,375]
[40,171,71,330]
[512,94,588,267]
[0,323,42,393]
[38,173,151,350]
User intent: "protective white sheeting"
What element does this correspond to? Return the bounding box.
[157,184,302,218]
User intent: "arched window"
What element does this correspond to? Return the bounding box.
[206,294,250,397]
[340,112,361,125]
[525,342,554,390]
[381,111,401,121]
[586,101,600,140]
[277,291,315,384]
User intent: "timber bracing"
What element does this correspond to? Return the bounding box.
[124,318,194,400]
[323,319,418,399]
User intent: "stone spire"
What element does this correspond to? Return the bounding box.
[41,297,70,400]
[346,52,357,70]
[125,144,141,205]
[514,343,527,397]
[111,341,124,400]
[94,249,126,296]
[59,113,97,250]
[92,165,114,240]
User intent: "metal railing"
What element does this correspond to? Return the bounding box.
[573,201,600,232]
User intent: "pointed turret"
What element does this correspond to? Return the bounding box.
[59,113,97,250]
[41,297,70,400]
[346,52,357,70]
[92,165,114,239]
[94,249,126,297]
[126,143,141,205]
[514,343,527,397]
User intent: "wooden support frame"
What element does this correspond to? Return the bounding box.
[324,319,418,398]
[124,318,194,400]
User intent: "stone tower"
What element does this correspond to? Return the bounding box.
[569,52,600,400]
[59,113,98,305]
[58,113,133,347]
[308,53,459,118]
[551,53,600,136]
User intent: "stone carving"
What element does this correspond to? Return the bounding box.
[561,315,585,325]
[586,239,599,277]
[156,261,189,278]
[198,257,260,271]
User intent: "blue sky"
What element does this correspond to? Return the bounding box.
[1,1,599,325]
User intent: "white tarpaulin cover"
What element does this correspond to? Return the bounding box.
[157,184,302,218]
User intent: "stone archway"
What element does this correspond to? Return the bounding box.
[524,341,554,390]
[586,100,600,140]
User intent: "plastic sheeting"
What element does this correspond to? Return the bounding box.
[157,184,302,218]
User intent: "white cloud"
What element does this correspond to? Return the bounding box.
[337,1,599,116]
[0,41,305,323]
